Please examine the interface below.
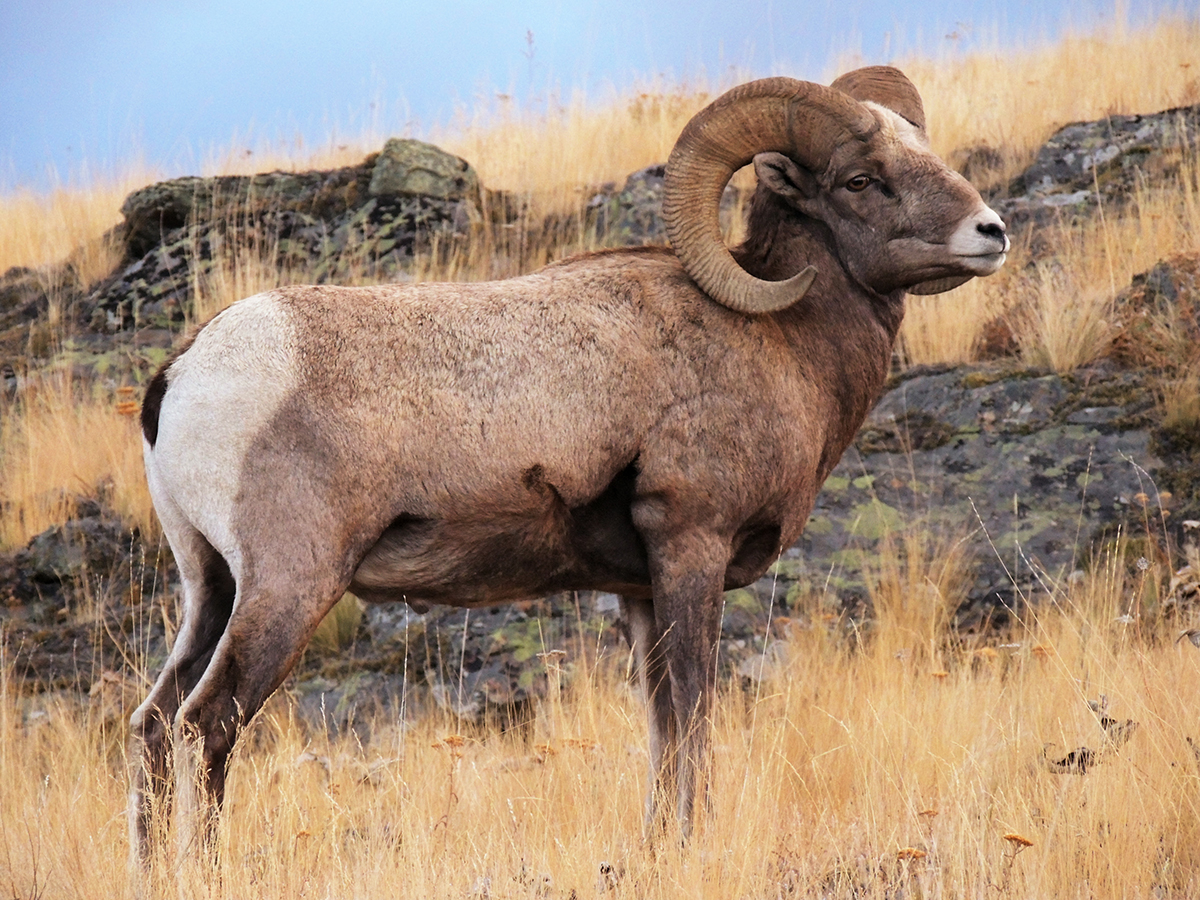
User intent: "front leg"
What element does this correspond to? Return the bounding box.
[620,595,677,835]
[640,526,728,838]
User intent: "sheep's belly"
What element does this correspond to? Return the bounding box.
[348,463,651,607]
[348,514,651,608]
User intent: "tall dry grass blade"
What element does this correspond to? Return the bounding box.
[898,275,1014,367]
[0,176,144,276]
[864,525,974,665]
[1014,262,1116,373]
[5,552,1200,897]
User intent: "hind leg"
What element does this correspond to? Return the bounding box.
[128,508,236,866]
[171,560,350,864]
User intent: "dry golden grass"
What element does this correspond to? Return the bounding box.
[434,85,722,223]
[905,16,1200,189]
[0,176,144,285]
[864,527,974,666]
[1161,366,1200,434]
[1013,260,1120,374]
[1015,172,1200,372]
[898,273,1014,367]
[6,543,1200,898]
[187,238,306,327]
[0,375,155,549]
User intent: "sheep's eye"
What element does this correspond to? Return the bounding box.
[846,174,872,192]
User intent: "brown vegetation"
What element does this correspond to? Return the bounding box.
[6,536,1200,898]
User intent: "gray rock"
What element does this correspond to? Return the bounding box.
[25,514,130,584]
[118,164,372,258]
[1110,252,1200,368]
[0,502,170,690]
[1066,407,1125,426]
[289,671,416,738]
[587,163,743,247]
[787,364,1163,623]
[87,148,476,331]
[1021,104,1200,195]
[996,102,1200,232]
[368,138,481,204]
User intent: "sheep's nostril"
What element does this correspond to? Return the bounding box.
[977,221,1006,241]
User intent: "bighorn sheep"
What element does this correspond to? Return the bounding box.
[130,66,1007,859]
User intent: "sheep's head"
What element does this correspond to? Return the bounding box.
[663,68,1008,313]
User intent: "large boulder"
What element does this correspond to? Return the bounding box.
[368,138,481,203]
[87,143,481,333]
[0,501,156,611]
[802,362,1162,622]
[119,163,375,259]
[0,501,171,691]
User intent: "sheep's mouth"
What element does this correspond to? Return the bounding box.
[888,244,1006,294]
[958,250,1007,275]
[889,239,1007,279]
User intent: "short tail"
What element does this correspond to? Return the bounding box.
[140,366,168,447]
[139,326,206,448]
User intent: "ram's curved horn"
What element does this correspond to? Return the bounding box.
[830,66,926,136]
[663,77,875,315]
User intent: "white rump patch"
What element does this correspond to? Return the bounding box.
[146,292,300,571]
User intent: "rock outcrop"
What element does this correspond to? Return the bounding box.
[802,361,1165,627]
[91,140,489,333]
[992,102,1200,231]
[586,163,744,247]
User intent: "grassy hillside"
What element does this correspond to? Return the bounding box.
[3,16,1200,899]
[6,536,1200,898]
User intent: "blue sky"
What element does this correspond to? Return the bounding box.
[0,0,1189,190]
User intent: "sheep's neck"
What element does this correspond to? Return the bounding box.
[733,204,903,482]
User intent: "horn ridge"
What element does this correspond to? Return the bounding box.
[830,65,926,134]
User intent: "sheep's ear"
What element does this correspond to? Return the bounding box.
[754,152,818,203]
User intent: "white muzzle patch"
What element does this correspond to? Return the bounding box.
[947,205,1009,275]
